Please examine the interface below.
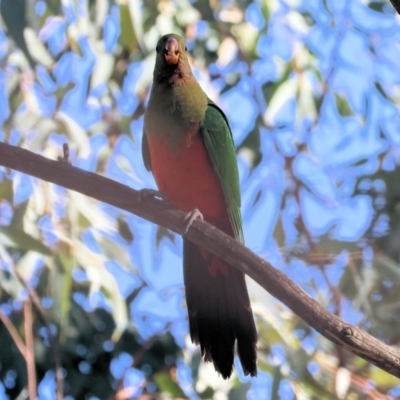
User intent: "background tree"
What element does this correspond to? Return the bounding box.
[0,0,399,399]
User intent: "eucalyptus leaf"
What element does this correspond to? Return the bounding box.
[0,178,13,201]
[228,381,251,400]
[334,94,353,117]
[2,225,51,255]
[153,372,187,398]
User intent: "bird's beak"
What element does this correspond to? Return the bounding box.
[164,37,180,65]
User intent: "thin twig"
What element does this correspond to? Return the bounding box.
[24,300,37,400]
[110,330,164,400]
[57,143,71,164]
[0,309,27,359]
[13,266,64,400]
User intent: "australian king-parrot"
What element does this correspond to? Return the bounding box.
[142,33,257,378]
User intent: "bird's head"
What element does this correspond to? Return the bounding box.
[153,34,192,79]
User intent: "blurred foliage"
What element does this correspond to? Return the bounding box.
[0,0,399,399]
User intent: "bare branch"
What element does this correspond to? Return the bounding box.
[57,143,71,164]
[0,309,27,359]
[0,142,400,377]
[24,300,37,400]
[13,265,64,400]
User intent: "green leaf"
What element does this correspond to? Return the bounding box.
[237,123,262,169]
[372,253,400,283]
[156,226,175,249]
[273,215,285,248]
[271,366,282,400]
[370,368,400,388]
[334,94,353,117]
[78,211,91,229]
[375,82,391,100]
[154,372,187,398]
[54,244,74,334]
[2,225,51,255]
[119,4,137,52]
[117,216,134,243]
[262,62,293,104]
[0,178,13,201]
[17,251,43,279]
[199,386,215,400]
[368,1,386,13]
[10,200,29,230]
[96,234,136,273]
[264,78,297,126]
[297,72,317,121]
[190,351,201,386]
[353,266,377,310]
[228,381,251,400]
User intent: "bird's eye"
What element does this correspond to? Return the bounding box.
[185,46,187,52]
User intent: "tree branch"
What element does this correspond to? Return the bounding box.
[0,142,399,377]
[0,309,27,359]
[13,265,64,400]
[24,300,37,400]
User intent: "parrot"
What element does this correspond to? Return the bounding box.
[142,33,257,379]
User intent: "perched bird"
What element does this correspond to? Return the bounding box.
[142,33,257,378]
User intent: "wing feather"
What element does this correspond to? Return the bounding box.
[142,131,152,171]
[202,101,244,242]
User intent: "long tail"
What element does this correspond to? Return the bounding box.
[183,240,257,379]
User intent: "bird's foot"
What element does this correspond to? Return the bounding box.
[182,208,203,234]
[137,188,168,202]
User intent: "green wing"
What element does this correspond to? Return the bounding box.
[202,101,244,242]
[142,131,152,172]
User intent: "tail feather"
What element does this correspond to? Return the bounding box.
[183,240,257,378]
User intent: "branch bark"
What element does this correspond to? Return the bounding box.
[0,310,27,359]
[13,264,63,400]
[24,300,37,400]
[0,142,400,377]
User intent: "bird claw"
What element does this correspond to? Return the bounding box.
[137,189,168,202]
[182,208,203,234]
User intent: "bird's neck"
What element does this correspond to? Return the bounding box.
[149,76,208,124]
[154,65,191,85]
[145,77,208,151]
